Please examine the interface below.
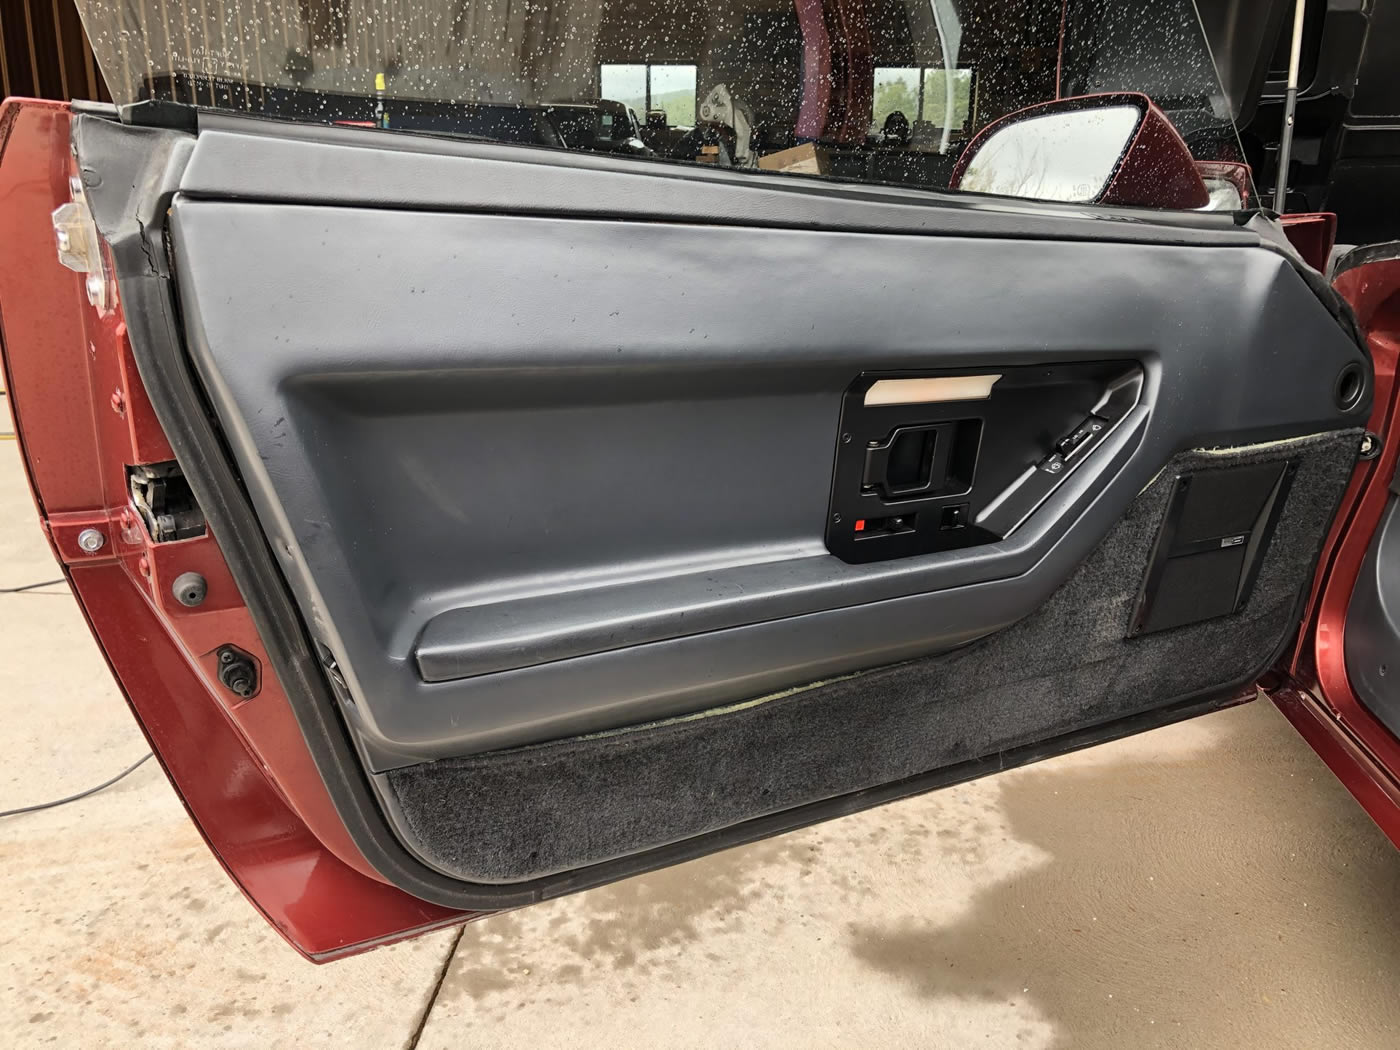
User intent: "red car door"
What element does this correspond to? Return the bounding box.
[0,0,1390,962]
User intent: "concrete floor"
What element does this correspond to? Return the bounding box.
[3,434,1400,1049]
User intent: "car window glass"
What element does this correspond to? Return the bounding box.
[73,0,1249,209]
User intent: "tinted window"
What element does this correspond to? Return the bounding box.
[74,0,1244,207]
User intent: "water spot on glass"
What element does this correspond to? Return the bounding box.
[71,0,1247,206]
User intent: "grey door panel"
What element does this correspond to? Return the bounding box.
[170,185,1366,769]
[75,109,1368,905]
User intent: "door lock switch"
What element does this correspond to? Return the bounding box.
[854,513,917,537]
[939,504,969,530]
[1055,415,1108,459]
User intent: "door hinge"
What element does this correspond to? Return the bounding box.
[128,463,207,542]
[51,172,115,315]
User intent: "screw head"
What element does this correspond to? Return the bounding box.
[110,390,125,415]
[832,513,842,524]
[77,528,105,553]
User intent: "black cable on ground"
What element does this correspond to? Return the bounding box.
[0,572,152,816]
[1,578,67,593]
[0,753,154,818]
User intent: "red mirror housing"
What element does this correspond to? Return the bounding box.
[950,92,1210,211]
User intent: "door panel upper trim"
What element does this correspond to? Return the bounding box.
[184,113,1259,246]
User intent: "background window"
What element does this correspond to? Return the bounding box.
[600,63,697,125]
[872,67,975,134]
[599,64,648,115]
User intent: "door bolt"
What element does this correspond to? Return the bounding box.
[85,274,107,311]
[215,645,260,699]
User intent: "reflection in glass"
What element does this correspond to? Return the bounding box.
[958,105,1141,203]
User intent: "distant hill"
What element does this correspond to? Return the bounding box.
[610,87,696,126]
[651,88,696,125]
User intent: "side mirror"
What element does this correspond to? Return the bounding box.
[949,93,1210,210]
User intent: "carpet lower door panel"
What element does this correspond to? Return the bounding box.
[385,434,1357,883]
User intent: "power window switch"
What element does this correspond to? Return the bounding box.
[1056,415,1108,458]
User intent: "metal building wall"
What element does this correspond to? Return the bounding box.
[1,0,111,103]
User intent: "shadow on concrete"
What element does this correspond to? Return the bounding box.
[845,701,1400,1048]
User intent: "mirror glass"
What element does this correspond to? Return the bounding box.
[958,105,1143,203]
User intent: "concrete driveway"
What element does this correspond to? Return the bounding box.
[3,437,1399,1049]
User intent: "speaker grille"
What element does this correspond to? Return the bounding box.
[1130,460,1295,636]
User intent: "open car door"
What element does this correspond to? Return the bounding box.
[0,0,1388,961]
[1270,242,1400,842]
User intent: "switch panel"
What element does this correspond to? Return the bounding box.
[825,362,1143,564]
[1056,415,1108,458]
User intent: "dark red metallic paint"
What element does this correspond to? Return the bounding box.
[0,98,471,960]
[1266,249,1400,848]
[1100,99,1210,210]
[1281,212,1339,273]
